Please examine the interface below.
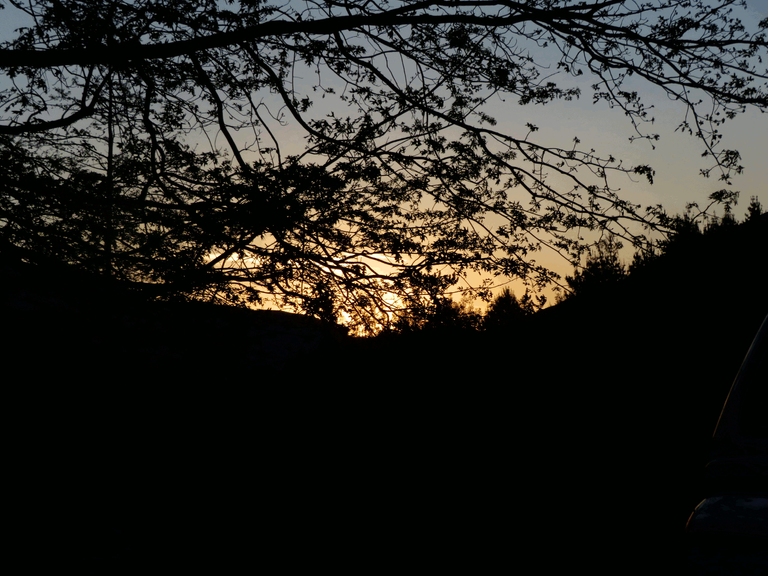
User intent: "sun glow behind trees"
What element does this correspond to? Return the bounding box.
[1,1,767,333]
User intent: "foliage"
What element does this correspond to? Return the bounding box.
[655,195,764,255]
[482,287,543,330]
[392,292,483,333]
[1,1,766,333]
[744,196,765,224]
[625,195,765,275]
[558,233,627,300]
[390,285,547,333]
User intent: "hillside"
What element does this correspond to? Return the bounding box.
[2,215,765,573]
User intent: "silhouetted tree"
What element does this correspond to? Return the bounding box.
[559,234,627,300]
[1,1,766,331]
[393,294,483,333]
[626,195,767,286]
[704,211,738,233]
[482,287,542,330]
[745,196,765,224]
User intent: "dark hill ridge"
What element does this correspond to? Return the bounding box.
[1,257,348,379]
[342,213,767,562]
[2,215,765,573]
[3,214,764,385]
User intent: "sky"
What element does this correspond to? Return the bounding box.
[272,1,768,218]
[264,1,768,255]
[242,0,768,294]
[1,0,767,306]
[464,0,768,291]
[489,0,768,219]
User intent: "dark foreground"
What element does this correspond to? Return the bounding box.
[3,239,766,573]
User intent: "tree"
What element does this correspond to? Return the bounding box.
[1,1,766,333]
[559,233,627,299]
[745,195,765,224]
[392,293,483,332]
[482,287,542,330]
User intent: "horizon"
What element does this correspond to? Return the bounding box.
[1,0,766,328]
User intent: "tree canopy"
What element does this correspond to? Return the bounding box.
[559,233,627,300]
[1,0,766,333]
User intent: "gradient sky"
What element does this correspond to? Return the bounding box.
[1,1,766,299]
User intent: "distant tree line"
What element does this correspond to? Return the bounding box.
[391,286,544,334]
[395,196,765,332]
[560,195,765,299]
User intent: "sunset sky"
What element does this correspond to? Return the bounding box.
[1,1,766,302]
